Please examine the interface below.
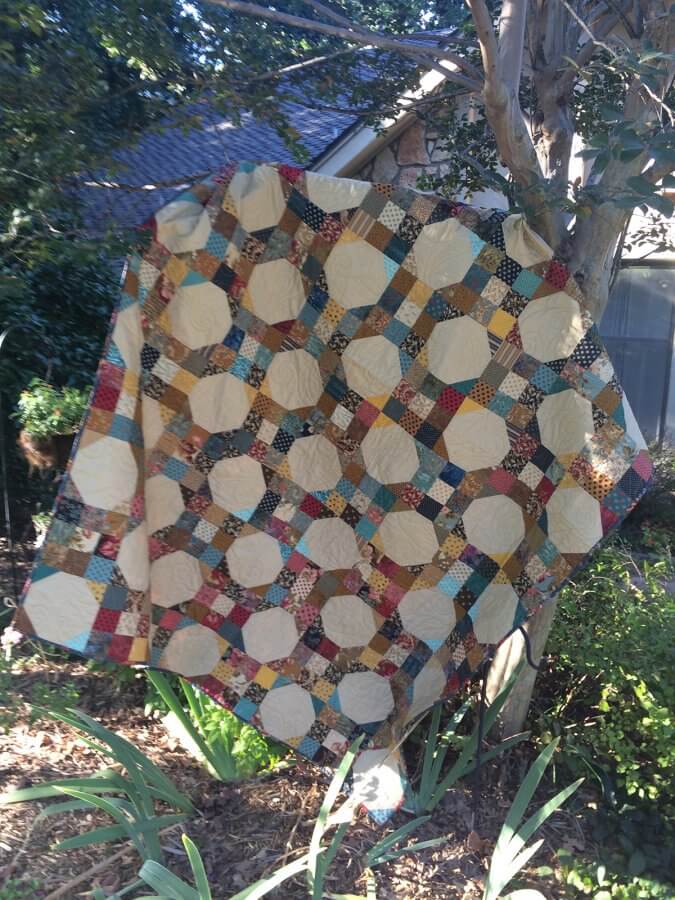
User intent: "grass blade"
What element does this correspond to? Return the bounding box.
[2,775,125,805]
[419,705,441,808]
[149,672,231,782]
[422,661,526,812]
[314,820,350,895]
[71,707,193,813]
[427,731,528,812]
[56,787,145,858]
[429,698,472,787]
[36,798,105,821]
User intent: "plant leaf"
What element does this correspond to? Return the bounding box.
[307,735,363,897]
[54,823,129,851]
[371,835,449,865]
[182,833,212,900]
[366,816,431,867]
[228,852,312,900]
[139,860,199,900]
[494,739,559,858]
[509,778,583,855]
[484,839,544,900]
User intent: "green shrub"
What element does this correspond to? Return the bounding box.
[0,879,42,900]
[558,846,675,899]
[547,536,674,816]
[14,377,90,438]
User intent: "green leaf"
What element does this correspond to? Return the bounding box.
[182,834,212,900]
[371,835,448,865]
[613,196,643,209]
[418,704,442,807]
[314,820,350,891]
[426,660,526,811]
[70,708,181,815]
[36,798,97,820]
[366,816,431,867]
[495,739,560,857]
[485,839,545,900]
[626,175,658,196]
[56,786,146,858]
[512,778,583,853]
[576,148,603,160]
[598,105,623,122]
[2,774,123,805]
[139,860,199,900]
[228,852,312,900]
[148,672,234,783]
[54,823,129,851]
[618,147,644,162]
[307,735,363,898]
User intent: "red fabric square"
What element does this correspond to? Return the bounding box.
[437,386,465,415]
[300,494,324,518]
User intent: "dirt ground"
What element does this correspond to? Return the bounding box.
[0,649,594,900]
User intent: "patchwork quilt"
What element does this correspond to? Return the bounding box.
[14,162,651,819]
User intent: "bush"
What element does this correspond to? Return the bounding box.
[15,377,90,438]
[546,536,674,816]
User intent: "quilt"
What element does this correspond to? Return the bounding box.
[13,162,652,820]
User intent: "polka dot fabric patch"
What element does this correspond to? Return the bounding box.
[14,162,652,821]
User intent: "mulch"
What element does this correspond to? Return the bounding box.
[0,652,591,899]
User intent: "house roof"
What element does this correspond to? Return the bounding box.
[81,97,359,233]
[80,31,465,233]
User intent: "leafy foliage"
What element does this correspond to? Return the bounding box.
[545,536,675,816]
[534,460,675,893]
[0,879,42,900]
[14,377,90,437]
[0,705,194,862]
[557,845,675,900]
[406,658,529,813]
[483,738,582,900]
[104,732,581,899]
[146,670,283,781]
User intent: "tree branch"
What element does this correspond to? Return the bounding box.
[498,0,528,95]
[246,45,360,83]
[558,9,623,92]
[300,0,484,80]
[203,0,484,91]
[466,0,502,92]
[562,3,674,319]
[466,0,564,244]
[558,0,674,121]
[299,0,381,37]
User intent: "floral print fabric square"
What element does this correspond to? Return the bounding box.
[14,162,652,820]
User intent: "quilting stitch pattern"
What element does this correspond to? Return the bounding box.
[14,162,652,819]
